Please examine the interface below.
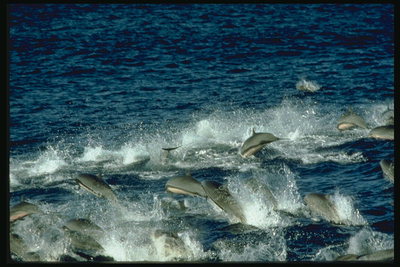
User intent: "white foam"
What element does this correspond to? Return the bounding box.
[296,78,321,92]
[329,191,367,226]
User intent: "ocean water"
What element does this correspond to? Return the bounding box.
[8,4,394,262]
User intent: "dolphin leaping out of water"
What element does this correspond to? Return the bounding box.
[304,193,341,224]
[165,175,246,223]
[165,174,207,197]
[201,181,246,224]
[337,109,368,131]
[10,201,41,223]
[239,128,281,157]
[75,174,118,203]
[368,125,394,140]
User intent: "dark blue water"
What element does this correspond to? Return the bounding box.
[9,4,394,262]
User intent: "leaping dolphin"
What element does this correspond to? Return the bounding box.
[75,174,118,203]
[379,160,394,182]
[63,218,105,240]
[368,125,394,140]
[10,201,41,223]
[243,178,277,209]
[151,229,189,260]
[337,109,368,131]
[240,128,281,157]
[201,181,246,224]
[165,174,207,197]
[304,193,341,224]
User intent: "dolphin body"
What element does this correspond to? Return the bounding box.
[304,193,341,224]
[10,233,41,262]
[63,218,105,240]
[337,109,368,131]
[165,174,207,197]
[152,229,189,261]
[10,201,41,223]
[379,160,394,182]
[335,249,394,261]
[243,178,277,209]
[75,174,118,203]
[201,181,246,224]
[240,129,281,157]
[368,125,394,140]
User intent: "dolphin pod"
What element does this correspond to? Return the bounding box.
[336,109,368,131]
[335,248,394,261]
[75,174,118,203]
[379,160,394,182]
[240,128,281,157]
[304,193,341,224]
[165,175,246,223]
[10,201,41,223]
[368,125,394,140]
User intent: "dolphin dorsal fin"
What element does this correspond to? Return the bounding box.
[252,128,256,135]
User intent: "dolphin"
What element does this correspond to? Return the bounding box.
[337,109,368,131]
[10,201,41,223]
[151,229,189,260]
[10,233,41,261]
[335,249,394,261]
[304,193,341,224]
[63,218,105,240]
[201,181,246,224]
[165,174,207,197]
[335,254,359,261]
[240,128,281,157]
[357,249,394,261]
[379,160,394,182]
[65,230,105,259]
[243,178,277,209]
[368,125,394,140]
[75,174,118,203]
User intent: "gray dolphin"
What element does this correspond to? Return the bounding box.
[63,218,105,240]
[244,178,277,209]
[240,128,281,157]
[379,160,394,182]
[337,109,368,131]
[75,174,118,203]
[10,201,41,223]
[368,125,394,140]
[304,193,341,224]
[165,174,207,197]
[201,181,246,224]
[65,230,105,256]
[335,249,394,261]
[10,233,41,261]
[357,249,394,261]
[152,229,189,260]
